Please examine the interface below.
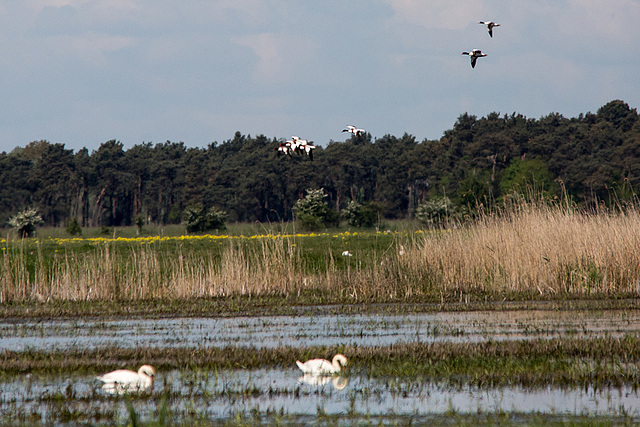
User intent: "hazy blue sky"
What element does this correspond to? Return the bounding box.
[1,1,638,153]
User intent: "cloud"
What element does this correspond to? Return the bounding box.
[233,32,318,84]
[382,0,484,30]
[562,0,640,43]
[46,32,136,66]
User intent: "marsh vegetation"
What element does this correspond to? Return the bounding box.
[2,202,640,305]
[1,309,640,425]
[1,202,640,424]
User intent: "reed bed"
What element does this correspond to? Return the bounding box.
[402,203,640,298]
[2,203,640,303]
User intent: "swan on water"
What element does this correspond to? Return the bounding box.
[96,365,155,394]
[296,354,348,376]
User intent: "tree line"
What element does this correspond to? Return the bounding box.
[1,100,639,228]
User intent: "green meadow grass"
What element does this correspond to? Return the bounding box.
[2,202,640,306]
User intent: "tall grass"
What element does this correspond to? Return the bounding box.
[2,201,640,303]
[0,236,311,302]
[405,202,640,298]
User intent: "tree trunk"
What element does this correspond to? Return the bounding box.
[92,186,107,226]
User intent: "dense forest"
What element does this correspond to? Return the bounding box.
[1,100,639,228]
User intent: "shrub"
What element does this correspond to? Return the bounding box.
[293,188,338,230]
[415,196,456,227]
[65,217,82,236]
[342,200,383,228]
[133,215,145,235]
[184,204,228,233]
[8,208,44,238]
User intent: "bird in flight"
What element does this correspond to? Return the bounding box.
[479,21,500,37]
[277,136,316,160]
[342,125,366,138]
[461,49,487,68]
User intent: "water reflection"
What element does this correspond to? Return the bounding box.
[298,374,348,390]
[1,369,638,424]
[99,381,153,395]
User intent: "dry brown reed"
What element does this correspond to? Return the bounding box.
[2,202,640,303]
[391,202,640,298]
[0,235,317,302]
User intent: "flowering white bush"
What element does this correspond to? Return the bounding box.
[8,208,44,237]
[415,197,456,227]
[293,188,338,230]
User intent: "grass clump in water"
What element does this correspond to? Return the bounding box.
[2,335,640,389]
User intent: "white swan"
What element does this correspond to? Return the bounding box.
[96,365,155,395]
[296,354,347,376]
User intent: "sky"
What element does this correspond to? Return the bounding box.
[0,0,639,153]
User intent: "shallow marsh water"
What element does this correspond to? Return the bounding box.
[2,308,640,351]
[1,307,640,424]
[2,367,639,425]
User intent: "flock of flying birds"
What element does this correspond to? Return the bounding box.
[276,125,366,161]
[276,20,499,161]
[462,20,500,68]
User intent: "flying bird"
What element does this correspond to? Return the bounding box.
[342,125,366,138]
[296,354,348,376]
[461,49,487,68]
[276,141,293,158]
[479,21,500,37]
[96,365,155,395]
[294,137,315,160]
[278,136,315,160]
[287,136,303,155]
[301,142,316,160]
